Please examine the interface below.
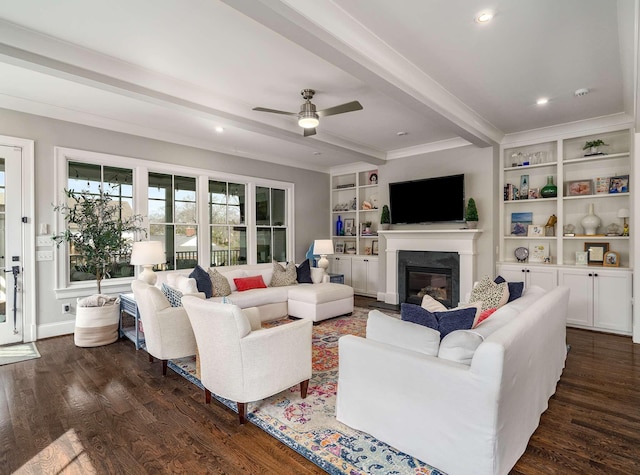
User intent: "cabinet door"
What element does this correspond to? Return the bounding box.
[330,256,352,286]
[558,269,593,328]
[365,258,378,295]
[593,270,632,334]
[351,257,367,295]
[527,267,558,292]
[496,265,527,284]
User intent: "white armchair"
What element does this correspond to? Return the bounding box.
[181,296,313,424]
[131,280,198,376]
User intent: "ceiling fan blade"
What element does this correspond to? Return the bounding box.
[303,127,317,137]
[317,101,363,118]
[252,107,298,116]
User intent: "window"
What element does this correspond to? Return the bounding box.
[209,180,247,266]
[256,186,287,263]
[148,173,197,270]
[67,161,135,282]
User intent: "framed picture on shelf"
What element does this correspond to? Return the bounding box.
[372,240,379,255]
[368,170,379,185]
[603,250,620,267]
[527,225,545,237]
[566,180,593,196]
[609,175,629,194]
[345,242,356,255]
[575,251,588,266]
[528,243,549,263]
[594,177,610,194]
[584,242,609,264]
[344,218,355,236]
[511,212,533,236]
[528,188,539,199]
[334,242,345,254]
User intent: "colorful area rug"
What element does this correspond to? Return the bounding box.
[168,308,444,475]
[0,342,41,366]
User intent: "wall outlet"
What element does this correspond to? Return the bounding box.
[62,303,71,314]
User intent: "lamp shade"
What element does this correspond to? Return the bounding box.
[313,239,334,256]
[617,208,630,219]
[130,241,165,265]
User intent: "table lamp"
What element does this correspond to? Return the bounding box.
[618,208,630,236]
[313,239,334,273]
[130,241,165,285]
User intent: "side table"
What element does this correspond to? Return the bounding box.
[120,293,145,350]
[328,273,345,284]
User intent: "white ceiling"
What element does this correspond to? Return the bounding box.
[0,0,636,172]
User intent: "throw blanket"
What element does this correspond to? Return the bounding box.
[78,294,119,307]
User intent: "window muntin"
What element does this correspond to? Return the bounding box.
[66,161,135,282]
[148,173,197,270]
[209,180,246,266]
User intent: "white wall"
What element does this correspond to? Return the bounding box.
[0,108,329,336]
[375,144,497,292]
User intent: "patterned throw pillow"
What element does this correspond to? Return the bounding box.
[208,268,231,297]
[469,276,509,312]
[494,275,524,302]
[270,261,298,287]
[189,265,213,298]
[161,283,183,307]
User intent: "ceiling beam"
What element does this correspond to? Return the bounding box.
[222,0,504,148]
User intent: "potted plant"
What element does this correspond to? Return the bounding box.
[380,205,391,230]
[583,139,608,156]
[53,187,145,347]
[465,198,479,229]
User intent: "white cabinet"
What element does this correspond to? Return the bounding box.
[329,256,352,286]
[351,256,378,297]
[558,268,632,335]
[496,264,558,292]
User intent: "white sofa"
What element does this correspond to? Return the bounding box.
[336,285,570,475]
[156,263,354,323]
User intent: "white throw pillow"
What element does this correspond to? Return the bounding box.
[175,275,199,294]
[219,269,247,292]
[421,294,447,312]
[366,309,440,356]
[310,267,325,284]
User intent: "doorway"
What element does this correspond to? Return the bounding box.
[0,138,35,344]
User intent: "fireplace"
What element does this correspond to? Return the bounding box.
[398,250,460,307]
[405,266,453,307]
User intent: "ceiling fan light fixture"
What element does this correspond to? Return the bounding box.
[298,114,319,129]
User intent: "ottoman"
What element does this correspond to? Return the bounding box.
[287,283,354,322]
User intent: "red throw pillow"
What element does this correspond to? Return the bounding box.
[233,275,267,292]
[474,307,498,328]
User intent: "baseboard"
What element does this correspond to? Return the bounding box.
[37,320,75,339]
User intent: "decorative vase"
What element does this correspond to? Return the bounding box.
[580,203,601,235]
[540,176,558,198]
[336,216,343,236]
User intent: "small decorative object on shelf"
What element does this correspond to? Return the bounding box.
[545,214,557,236]
[511,211,532,236]
[519,175,529,200]
[594,177,610,194]
[372,240,379,255]
[527,225,545,237]
[606,223,621,236]
[609,175,629,193]
[563,223,575,236]
[380,205,390,230]
[336,215,343,236]
[603,251,620,267]
[465,198,478,229]
[575,251,588,266]
[567,179,593,196]
[368,170,378,185]
[580,203,601,235]
[585,242,609,265]
[540,176,558,198]
[361,221,373,235]
[528,188,539,199]
[583,139,609,156]
[514,246,529,262]
[344,218,355,236]
[529,243,549,263]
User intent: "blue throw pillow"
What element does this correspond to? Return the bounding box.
[296,259,313,284]
[494,275,524,302]
[400,303,438,331]
[434,307,477,339]
[189,265,213,298]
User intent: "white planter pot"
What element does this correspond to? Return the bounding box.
[74,300,120,347]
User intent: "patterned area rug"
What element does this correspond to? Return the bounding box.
[169,308,444,475]
[0,342,41,366]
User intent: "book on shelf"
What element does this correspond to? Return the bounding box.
[504,183,520,201]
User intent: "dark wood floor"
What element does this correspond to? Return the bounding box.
[1,300,639,474]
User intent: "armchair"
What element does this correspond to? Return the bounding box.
[131,280,198,375]
[181,296,313,424]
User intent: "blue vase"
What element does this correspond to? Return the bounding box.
[336,216,343,236]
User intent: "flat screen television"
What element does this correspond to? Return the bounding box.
[389,174,465,224]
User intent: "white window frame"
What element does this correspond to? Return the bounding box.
[53,147,294,298]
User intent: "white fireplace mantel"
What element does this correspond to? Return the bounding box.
[378,229,482,305]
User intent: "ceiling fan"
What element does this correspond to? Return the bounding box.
[253,89,363,137]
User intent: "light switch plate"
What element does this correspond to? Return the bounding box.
[36,250,53,261]
[36,235,53,247]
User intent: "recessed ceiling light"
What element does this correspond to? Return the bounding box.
[574,88,590,97]
[536,98,549,105]
[215,126,224,133]
[312,151,322,156]
[475,12,494,23]
[397,131,408,136]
